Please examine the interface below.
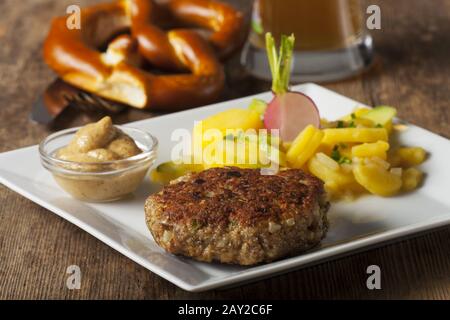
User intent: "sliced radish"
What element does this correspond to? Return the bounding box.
[264,92,320,142]
[261,33,321,142]
[263,96,281,131]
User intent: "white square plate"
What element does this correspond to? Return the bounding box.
[1,83,449,292]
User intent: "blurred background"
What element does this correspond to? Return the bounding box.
[0,0,448,145]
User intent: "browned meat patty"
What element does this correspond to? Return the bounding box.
[145,167,330,265]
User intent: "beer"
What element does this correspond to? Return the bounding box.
[250,0,364,52]
[242,0,373,82]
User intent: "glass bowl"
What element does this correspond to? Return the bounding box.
[39,126,158,202]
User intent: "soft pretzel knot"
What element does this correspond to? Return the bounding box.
[43,0,245,110]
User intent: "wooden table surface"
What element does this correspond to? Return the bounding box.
[0,0,449,299]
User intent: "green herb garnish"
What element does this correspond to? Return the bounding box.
[331,145,341,162]
[331,145,352,164]
[338,157,352,165]
[266,33,295,94]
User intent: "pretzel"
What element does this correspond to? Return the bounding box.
[43,0,244,110]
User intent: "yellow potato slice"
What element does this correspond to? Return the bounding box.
[385,120,393,135]
[354,108,371,118]
[193,108,264,148]
[337,143,353,159]
[402,167,423,191]
[354,118,375,128]
[203,133,286,169]
[339,108,371,121]
[286,125,324,168]
[353,162,402,196]
[308,153,356,189]
[319,142,354,160]
[281,141,292,152]
[316,143,334,155]
[322,128,388,145]
[389,147,426,167]
[151,161,203,184]
[352,141,390,160]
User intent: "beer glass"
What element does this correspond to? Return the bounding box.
[242,0,374,82]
